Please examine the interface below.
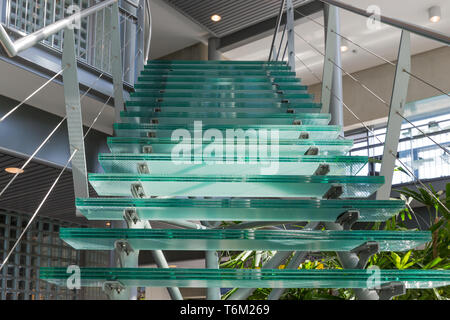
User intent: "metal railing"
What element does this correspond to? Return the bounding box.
[0,0,168,301]
[260,0,450,301]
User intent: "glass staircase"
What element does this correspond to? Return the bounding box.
[40,60,450,299]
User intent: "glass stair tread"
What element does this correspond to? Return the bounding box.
[113,123,341,140]
[120,111,330,125]
[130,92,311,99]
[140,70,296,77]
[144,64,290,71]
[133,83,308,91]
[146,60,287,65]
[128,97,314,104]
[125,105,322,114]
[126,100,319,109]
[98,154,367,176]
[138,76,299,83]
[75,198,404,222]
[60,228,431,252]
[39,268,450,289]
[106,137,353,155]
[88,174,384,198]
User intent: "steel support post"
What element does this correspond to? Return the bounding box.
[321,4,339,114]
[267,222,320,300]
[201,220,221,300]
[61,28,89,216]
[286,0,296,71]
[208,37,222,61]
[324,221,380,300]
[228,222,318,300]
[376,31,411,200]
[324,5,344,127]
[135,0,145,81]
[110,1,125,123]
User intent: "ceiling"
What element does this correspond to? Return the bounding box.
[224,0,450,85]
[164,0,308,38]
[0,150,95,224]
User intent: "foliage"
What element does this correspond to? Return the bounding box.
[220,183,450,300]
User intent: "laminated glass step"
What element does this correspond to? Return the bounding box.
[126,100,317,110]
[40,268,450,289]
[128,97,314,105]
[60,228,431,252]
[107,137,353,155]
[98,154,367,176]
[134,83,308,91]
[120,111,330,125]
[146,60,287,65]
[125,104,322,114]
[138,76,299,83]
[113,123,341,140]
[144,64,290,71]
[88,174,384,198]
[75,198,404,222]
[130,91,311,100]
[140,70,296,77]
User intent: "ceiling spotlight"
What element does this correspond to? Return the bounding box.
[5,167,24,174]
[340,39,349,52]
[211,14,222,22]
[429,6,441,23]
[105,221,111,227]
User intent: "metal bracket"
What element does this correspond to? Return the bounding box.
[377,282,406,300]
[281,99,290,104]
[323,184,343,199]
[299,132,310,139]
[142,146,153,154]
[304,146,319,155]
[131,183,146,198]
[335,210,360,230]
[103,281,127,300]
[154,107,162,112]
[286,109,295,114]
[351,241,380,269]
[151,119,159,124]
[147,131,156,138]
[293,120,302,125]
[137,163,150,174]
[123,208,141,226]
[314,164,330,176]
[115,240,135,256]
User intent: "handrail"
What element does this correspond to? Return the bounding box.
[319,0,450,45]
[144,0,152,62]
[268,0,287,61]
[0,0,118,57]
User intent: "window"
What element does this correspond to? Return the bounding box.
[347,111,450,185]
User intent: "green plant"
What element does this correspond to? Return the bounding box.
[220,183,450,300]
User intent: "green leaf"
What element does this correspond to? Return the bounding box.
[424,257,443,269]
[401,251,412,267]
[391,252,401,268]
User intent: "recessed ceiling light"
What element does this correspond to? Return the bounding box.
[211,14,222,22]
[105,221,111,227]
[429,6,441,23]
[340,39,349,53]
[5,167,24,174]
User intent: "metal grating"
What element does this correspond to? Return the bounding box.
[165,0,310,37]
[0,151,97,224]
